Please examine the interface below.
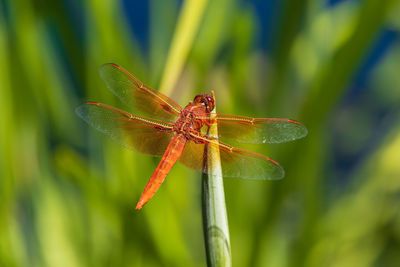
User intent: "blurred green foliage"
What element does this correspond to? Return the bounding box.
[1,0,400,266]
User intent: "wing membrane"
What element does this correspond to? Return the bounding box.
[99,63,182,121]
[76,102,174,156]
[179,132,284,180]
[196,114,307,144]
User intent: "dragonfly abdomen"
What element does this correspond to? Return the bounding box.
[135,134,187,209]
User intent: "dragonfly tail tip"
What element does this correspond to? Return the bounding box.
[135,200,145,210]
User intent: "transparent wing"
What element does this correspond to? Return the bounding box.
[76,102,174,156]
[195,114,307,144]
[179,132,284,180]
[99,63,182,121]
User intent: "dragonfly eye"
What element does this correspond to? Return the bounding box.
[204,95,215,112]
[193,94,214,112]
[193,94,204,103]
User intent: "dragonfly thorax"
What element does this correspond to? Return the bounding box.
[173,105,206,138]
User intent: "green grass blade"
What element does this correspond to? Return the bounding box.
[159,0,208,95]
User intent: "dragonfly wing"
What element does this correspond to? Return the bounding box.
[197,114,308,144]
[99,63,182,121]
[76,102,174,156]
[179,132,284,180]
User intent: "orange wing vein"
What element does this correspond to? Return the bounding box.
[179,132,284,180]
[195,114,308,144]
[99,63,182,121]
[76,102,174,156]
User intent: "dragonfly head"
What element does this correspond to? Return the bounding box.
[193,94,215,113]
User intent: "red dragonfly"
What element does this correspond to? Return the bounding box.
[76,63,307,209]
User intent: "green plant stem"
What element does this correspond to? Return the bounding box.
[202,93,231,267]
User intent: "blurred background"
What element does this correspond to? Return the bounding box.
[1,0,400,266]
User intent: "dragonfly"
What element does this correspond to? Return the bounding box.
[76,63,307,209]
